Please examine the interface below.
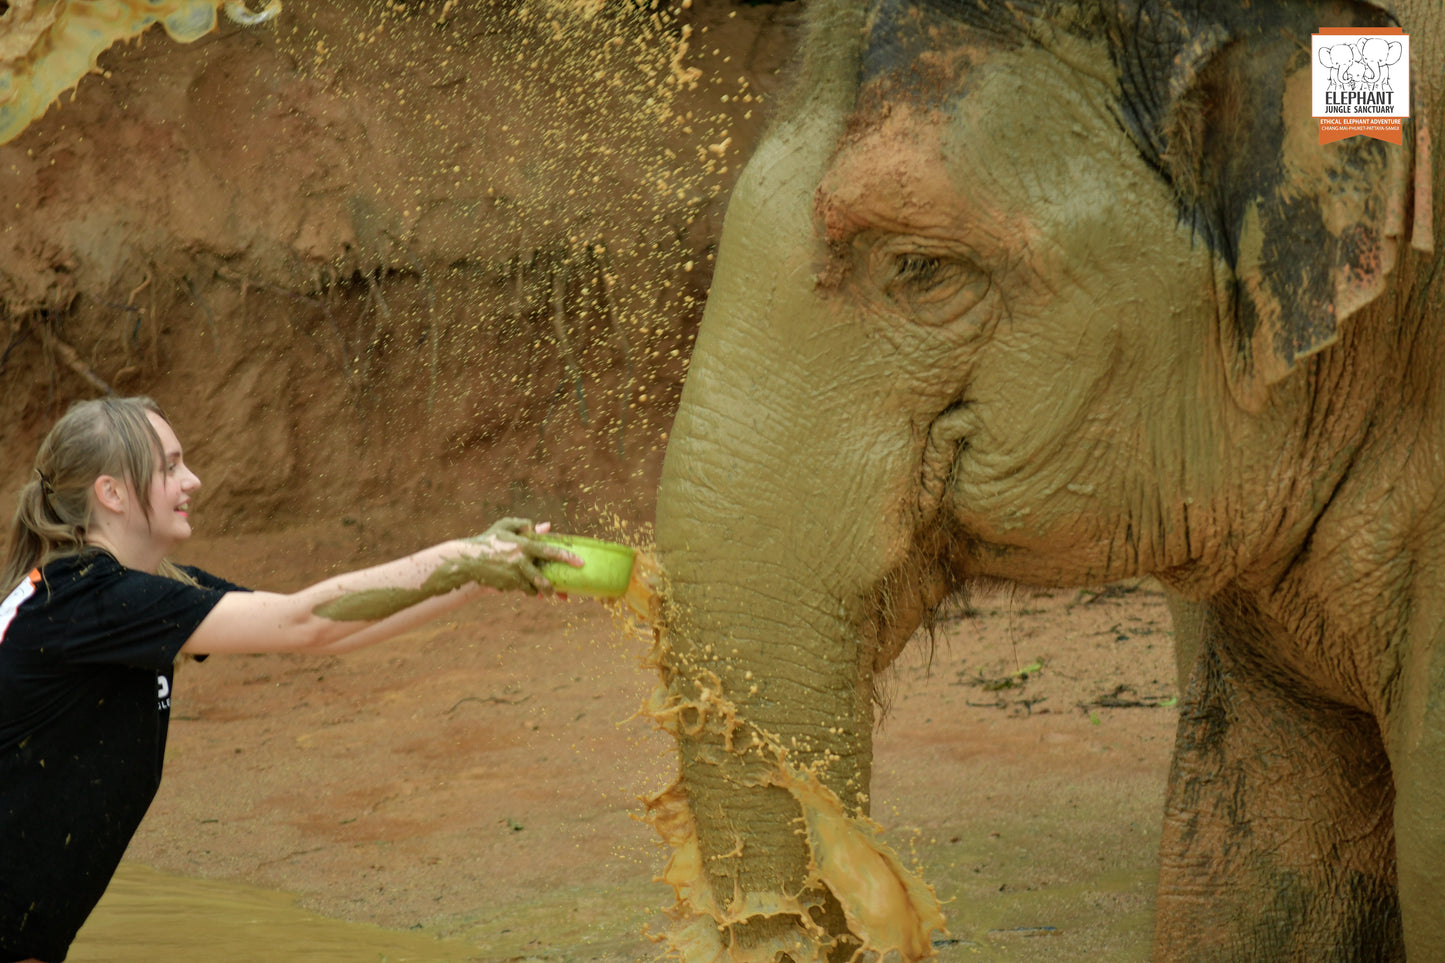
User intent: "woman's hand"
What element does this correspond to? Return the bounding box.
[461,518,584,595]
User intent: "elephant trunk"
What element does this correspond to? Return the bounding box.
[648,429,948,961]
[648,578,866,958]
[645,54,951,956]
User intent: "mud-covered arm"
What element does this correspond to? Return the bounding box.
[180,520,581,656]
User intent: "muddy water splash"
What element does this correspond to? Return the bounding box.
[0,0,279,144]
[616,554,948,962]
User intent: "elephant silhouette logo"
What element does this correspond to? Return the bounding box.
[1312,28,1410,141]
[1319,37,1403,95]
[1352,36,1404,94]
[1318,41,1362,92]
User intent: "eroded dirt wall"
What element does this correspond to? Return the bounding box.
[0,0,802,551]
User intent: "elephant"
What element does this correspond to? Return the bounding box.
[1352,36,1406,92]
[1318,41,1362,89]
[649,0,1442,961]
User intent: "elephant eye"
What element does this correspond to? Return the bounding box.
[868,239,989,325]
[895,253,939,282]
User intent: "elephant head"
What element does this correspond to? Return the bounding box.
[1319,41,1361,88]
[651,0,1440,960]
[1354,35,1405,89]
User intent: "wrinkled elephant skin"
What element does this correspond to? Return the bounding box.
[653,1,1444,961]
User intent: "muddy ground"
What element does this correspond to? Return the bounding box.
[3,2,1181,959]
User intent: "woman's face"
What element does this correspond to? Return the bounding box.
[140,411,202,551]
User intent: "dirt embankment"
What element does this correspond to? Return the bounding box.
[0,0,803,552]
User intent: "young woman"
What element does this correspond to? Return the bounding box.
[0,396,583,963]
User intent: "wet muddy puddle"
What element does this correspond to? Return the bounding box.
[70,862,480,962]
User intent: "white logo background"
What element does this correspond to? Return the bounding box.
[1312,33,1411,118]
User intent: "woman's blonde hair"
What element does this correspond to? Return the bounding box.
[2,396,194,590]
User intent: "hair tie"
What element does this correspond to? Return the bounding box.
[34,468,53,496]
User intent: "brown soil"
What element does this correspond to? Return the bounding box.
[3,3,1181,959]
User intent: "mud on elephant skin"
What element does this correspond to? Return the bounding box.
[650,0,1443,961]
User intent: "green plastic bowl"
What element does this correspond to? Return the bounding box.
[535,534,636,598]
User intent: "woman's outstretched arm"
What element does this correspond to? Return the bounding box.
[181,519,579,656]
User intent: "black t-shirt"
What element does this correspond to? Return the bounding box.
[0,550,245,962]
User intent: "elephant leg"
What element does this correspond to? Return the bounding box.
[1383,622,1445,961]
[1154,636,1401,962]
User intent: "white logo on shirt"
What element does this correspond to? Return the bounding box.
[0,576,36,645]
[157,674,171,711]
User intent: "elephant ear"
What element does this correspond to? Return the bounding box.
[1143,2,1418,412]
[1219,97,1413,411]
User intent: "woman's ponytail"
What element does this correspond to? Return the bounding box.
[1,464,90,591]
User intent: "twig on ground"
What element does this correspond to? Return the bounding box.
[446,694,531,713]
[1076,684,1177,711]
[965,696,1048,715]
[957,659,1044,692]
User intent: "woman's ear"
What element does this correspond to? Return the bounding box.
[91,474,128,515]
